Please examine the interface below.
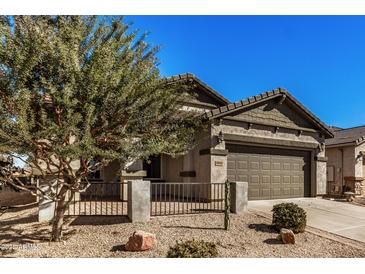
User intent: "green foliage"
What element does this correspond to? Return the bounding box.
[272,202,307,233]
[166,239,218,258]
[0,15,203,179]
[0,16,204,240]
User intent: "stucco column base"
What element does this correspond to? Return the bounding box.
[127,180,151,222]
[230,181,248,214]
[38,184,55,222]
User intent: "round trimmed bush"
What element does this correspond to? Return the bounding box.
[166,239,218,258]
[272,202,307,233]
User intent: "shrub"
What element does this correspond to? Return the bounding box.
[272,202,307,233]
[166,239,218,258]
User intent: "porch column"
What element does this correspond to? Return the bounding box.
[315,152,328,196]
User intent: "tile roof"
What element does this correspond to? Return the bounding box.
[164,73,230,105]
[326,125,365,147]
[329,126,343,132]
[203,88,334,138]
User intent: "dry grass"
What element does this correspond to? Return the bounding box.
[1,204,365,258]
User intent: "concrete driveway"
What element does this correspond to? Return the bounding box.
[248,198,365,243]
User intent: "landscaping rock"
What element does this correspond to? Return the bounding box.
[280,228,295,244]
[125,230,156,251]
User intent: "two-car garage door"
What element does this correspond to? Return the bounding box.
[227,144,311,200]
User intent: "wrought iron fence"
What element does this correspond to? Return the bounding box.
[62,181,225,217]
[150,182,225,216]
[64,181,128,216]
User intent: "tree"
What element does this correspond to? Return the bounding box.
[0,16,203,241]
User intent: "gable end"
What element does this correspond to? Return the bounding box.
[204,88,333,138]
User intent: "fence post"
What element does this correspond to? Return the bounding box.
[127,179,151,222]
[230,181,248,214]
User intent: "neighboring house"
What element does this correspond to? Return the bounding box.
[98,73,333,201]
[325,125,365,196]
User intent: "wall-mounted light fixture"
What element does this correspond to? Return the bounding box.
[218,131,224,143]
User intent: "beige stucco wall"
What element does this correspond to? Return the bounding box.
[162,154,183,182]
[219,120,322,145]
[343,146,356,176]
[162,131,212,183]
[326,147,343,194]
[325,145,362,194]
[354,142,365,177]
[316,150,327,195]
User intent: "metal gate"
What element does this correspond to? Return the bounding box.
[63,182,128,216]
[151,182,225,216]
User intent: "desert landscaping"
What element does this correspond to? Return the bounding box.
[1,203,365,258]
[1,15,365,262]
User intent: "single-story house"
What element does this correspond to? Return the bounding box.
[96,73,334,201]
[325,125,365,196]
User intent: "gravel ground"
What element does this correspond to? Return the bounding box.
[353,197,365,207]
[1,205,365,258]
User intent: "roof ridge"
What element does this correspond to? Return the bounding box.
[164,72,230,105]
[335,124,365,131]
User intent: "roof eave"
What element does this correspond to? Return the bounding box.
[165,73,230,106]
[204,88,334,139]
[326,141,357,148]
[356,136,365,146]
[281,90,334,139]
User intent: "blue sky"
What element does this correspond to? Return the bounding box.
[127,16,365,128]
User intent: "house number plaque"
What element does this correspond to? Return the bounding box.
[215,161,223,167]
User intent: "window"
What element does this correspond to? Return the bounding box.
[143,155,161,179]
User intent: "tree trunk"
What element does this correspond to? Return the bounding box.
[50,186,73,242]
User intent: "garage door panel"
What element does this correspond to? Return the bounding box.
[227,160,236,169]
[271,187,282,196]
[272,175,281,184]
[261,188,271,198]
[249,188,260,198]
[227,144,310,200]
[250,161,259,170]
[272,162,281,170]
[227,175,236,181]
[262,175,270,184]
[250,175,260,184]
[262,162,270,170]
[237,160,248,170]
[291,187,302,196]
[283,175,291,184]
[282,188,291,196]
[292,175,300,184]
[237,175,248,182]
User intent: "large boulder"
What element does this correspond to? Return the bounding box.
[125,230,156,251]
[280,228,295,244]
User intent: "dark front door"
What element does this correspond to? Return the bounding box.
[143,155,161,179]
[227,144,311,200]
